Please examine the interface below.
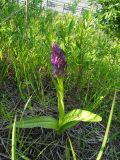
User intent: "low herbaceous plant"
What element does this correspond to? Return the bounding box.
[15,43,102,134]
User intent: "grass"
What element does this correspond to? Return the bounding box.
[0,1,120,159]
[12,116,17,160]
[97,91,116,160]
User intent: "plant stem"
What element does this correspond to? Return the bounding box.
[57,77,64,126]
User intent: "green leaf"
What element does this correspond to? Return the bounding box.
[62,109,102,126]
[67,18,74,34]
[16,116,58,130]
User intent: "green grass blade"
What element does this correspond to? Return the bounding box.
[65,140,70,160]
[12,115,17,160]
[68,135,76,160]
[96,91,116,160]
[35,141,55,160]
[19,153,30,160]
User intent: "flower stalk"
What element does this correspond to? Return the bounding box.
[57,76,64,126]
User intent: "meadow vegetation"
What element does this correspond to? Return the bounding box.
[0,1,120,159]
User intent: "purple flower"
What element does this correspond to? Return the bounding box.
[51,43,67,78]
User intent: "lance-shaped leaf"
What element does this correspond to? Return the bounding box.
[62,109,102,127]
[16,116,58,130]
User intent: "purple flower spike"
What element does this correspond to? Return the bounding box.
[51,43,67,78]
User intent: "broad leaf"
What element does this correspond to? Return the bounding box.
[62,109,102,126]
[16,116,58,130]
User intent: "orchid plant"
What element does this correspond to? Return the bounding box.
[16,43,102,134]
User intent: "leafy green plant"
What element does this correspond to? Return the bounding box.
[93,0,120,37]
[15,43,102,134]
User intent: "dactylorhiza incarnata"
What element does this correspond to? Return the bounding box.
[51,43,67,78]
